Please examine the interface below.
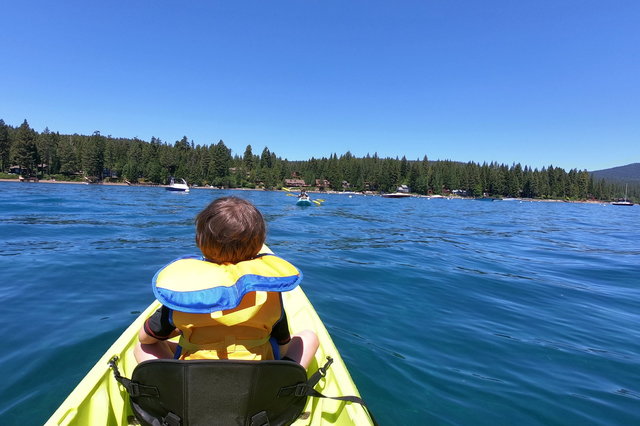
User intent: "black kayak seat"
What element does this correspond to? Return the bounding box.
[113,358,308,426]
[109,356,377,426]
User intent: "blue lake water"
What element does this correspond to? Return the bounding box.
[0,182,639,425]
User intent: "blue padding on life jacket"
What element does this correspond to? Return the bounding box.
[154,273,302,313]
[168,309,175,328]
[151,255,302,314]
[270,337,280,360]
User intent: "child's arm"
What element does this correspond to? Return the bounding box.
[139,306,179,343]
[138,326,160,344]
[272,308,293,357]
[278,341,291,358]
[280,331,319,368]
[138,326,180,344]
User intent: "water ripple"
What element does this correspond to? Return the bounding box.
[1,184,639,425]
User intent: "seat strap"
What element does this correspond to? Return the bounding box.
[109,356,159,398]
[250,410,270,426]
[109,357,182,426]
[279,357,380,426]
[162,412,181,426]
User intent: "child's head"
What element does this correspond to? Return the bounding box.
[195,196,266,264]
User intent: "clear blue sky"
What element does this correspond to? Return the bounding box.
[1,1,638,171]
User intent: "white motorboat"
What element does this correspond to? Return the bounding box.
[166,177,189,192]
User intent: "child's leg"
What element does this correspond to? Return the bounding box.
[134,340,178,362]
[284,329,319,369]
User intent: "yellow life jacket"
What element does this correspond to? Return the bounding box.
[152,254,301,360]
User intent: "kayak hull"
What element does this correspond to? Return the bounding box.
[46,274,371,425]
[296,199,313,206]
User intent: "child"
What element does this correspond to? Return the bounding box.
[134,196,318,368]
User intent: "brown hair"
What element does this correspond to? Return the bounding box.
[195,196,266,264]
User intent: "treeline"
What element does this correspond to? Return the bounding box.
[1,119,637,202]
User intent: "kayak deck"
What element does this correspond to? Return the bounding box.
[45,286,372,425]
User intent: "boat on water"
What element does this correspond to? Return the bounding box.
[296,196,313,206]
[165,177,189,192]
[45,248,374,426]
[381,192,411,198]
[612,184,634,206]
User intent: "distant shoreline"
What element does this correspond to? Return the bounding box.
[0,178,129,186]
[1,178,616,205]
[0,178,265,190]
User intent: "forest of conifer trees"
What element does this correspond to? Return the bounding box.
[1,119,636,202]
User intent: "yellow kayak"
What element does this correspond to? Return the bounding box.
[45,286,374,425]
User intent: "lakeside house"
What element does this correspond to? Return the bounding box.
[284,178,306,187]
[315,179,330,191]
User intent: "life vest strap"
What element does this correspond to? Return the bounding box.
[176,334,271,358]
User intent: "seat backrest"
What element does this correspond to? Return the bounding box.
[129,359,309,426]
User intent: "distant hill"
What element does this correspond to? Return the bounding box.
[590,163,640,185]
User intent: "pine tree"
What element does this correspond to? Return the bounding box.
[243,145,254,171]
[11,120,39,177]
[124,142,143,182]
[260,147,272,169]
[82,131,105,180]
[210,140,232,186]
[58,136,79,176]
[0,119,10,172]
[36,128,56,178]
